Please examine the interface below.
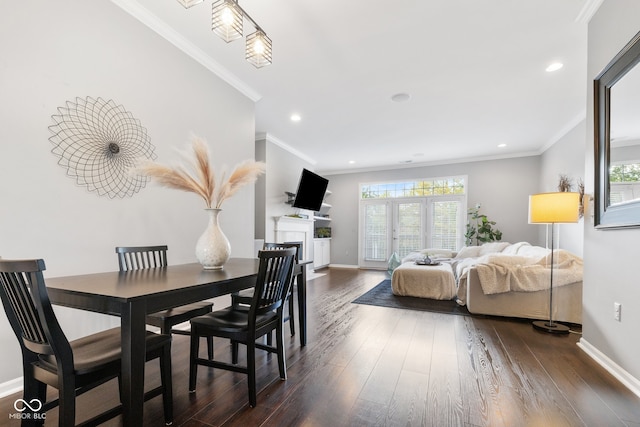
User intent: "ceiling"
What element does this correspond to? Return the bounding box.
[116,0,595,174]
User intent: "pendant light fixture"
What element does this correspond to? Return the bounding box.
[178,0,272,68]
[211,0,243,43]
[246,29,272,68]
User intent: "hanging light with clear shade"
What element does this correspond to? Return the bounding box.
[246,30,272,68]
[211,0,243,43]
[178,0,272,67]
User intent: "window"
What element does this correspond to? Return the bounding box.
[358,176,466,268]
[610,162,640,205]
[361,177,465,199]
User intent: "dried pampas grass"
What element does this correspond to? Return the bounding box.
[137,135,265,208]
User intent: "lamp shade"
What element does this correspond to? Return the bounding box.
[212,0,243,43]
[528,192,580,224]
[246,30,272,68]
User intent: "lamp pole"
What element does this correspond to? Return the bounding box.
[532,222,570,334]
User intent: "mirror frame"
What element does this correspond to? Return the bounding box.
[594,30,640,228]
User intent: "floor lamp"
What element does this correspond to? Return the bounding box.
[528,192,580,334]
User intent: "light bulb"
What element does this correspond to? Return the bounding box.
[221,7,234,26]
[253,39,264,54]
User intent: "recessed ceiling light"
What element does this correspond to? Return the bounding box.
[348,160,355,164]
[290,114,301,122]
[545,62,563,72]
[498,143,507,148]
[391,93,411,103]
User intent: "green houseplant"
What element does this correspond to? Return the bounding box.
[465,204,502,246]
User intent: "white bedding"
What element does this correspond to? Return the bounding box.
[475,250,583,294]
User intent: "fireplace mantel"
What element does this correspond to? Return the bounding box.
[274,216,314,264]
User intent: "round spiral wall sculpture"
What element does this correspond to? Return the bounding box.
[49,96,157,198]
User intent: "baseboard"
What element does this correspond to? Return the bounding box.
[0,377,22,399]
[326,264,359,269]
[578,338,640,399]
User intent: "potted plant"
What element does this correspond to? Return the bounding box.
[465,204,503,246]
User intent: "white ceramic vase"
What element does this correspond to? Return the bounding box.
[195,208,231,269]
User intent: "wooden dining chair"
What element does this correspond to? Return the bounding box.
[231,241,301,337]
[0,258,173,426]
[188,248,296,407]
[115,245,214,359]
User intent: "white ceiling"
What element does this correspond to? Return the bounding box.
[116,0,594,174]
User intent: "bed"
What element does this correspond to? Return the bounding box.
[392,242,583,324]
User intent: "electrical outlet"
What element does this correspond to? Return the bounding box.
[614,302,622,321]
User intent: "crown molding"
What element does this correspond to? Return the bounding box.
[110,0,261,102]
[576,0,604,24]
[255,132,317,166]
[320,151,541,176]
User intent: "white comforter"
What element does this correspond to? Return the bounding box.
[455,249,583,303]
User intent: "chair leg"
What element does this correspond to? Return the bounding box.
[276,321,287,380]
[247,340,257,407]
[288,294,296,336]
[189,332,200,392]
[232,340,239,364]
[207,337,214,360]
[58,375,77,427]
[160,343,174,425]
[22,368,46,427]
[117,374,123,402]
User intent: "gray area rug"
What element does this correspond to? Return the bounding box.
[352,279,471,316]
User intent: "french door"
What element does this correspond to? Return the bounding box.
[359,197,464,269]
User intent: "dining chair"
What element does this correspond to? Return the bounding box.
[0,258,173,426]
[231,241,301,337]
[188,248,296,407]
[115,245,214,359]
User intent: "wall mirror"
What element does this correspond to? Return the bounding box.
[594,30,640,228]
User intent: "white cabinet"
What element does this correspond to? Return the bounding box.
[314,190,332,238]
[313,238,331,269]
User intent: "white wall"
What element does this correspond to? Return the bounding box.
[581,0,640,386]
[539,120,586,256]
[255,137,315,243]
[0,1,255,385]
[325,156,541,266]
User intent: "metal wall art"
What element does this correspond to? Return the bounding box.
[49,96,157,198]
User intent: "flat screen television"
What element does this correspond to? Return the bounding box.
[292,169,329,212]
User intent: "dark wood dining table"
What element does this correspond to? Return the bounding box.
[45,257,309,426]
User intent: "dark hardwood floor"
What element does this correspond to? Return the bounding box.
[2,268,640,426]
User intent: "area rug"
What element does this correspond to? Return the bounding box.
[352,279,471,316]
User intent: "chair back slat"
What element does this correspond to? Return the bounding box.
[250,248,296,320]
[0,259,72,359]
[1,271,46,344]
[116,245,168,272]
[263,241,302,262]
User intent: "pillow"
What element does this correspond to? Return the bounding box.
[455,246,481,259]
[401,252,425,263]
[478,242,511,256]
[516,245,550,259]
[402,248,456,263]
[419,248,455,258]
[501,241,531,255]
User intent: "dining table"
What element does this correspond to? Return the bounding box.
[45,257,310,426]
